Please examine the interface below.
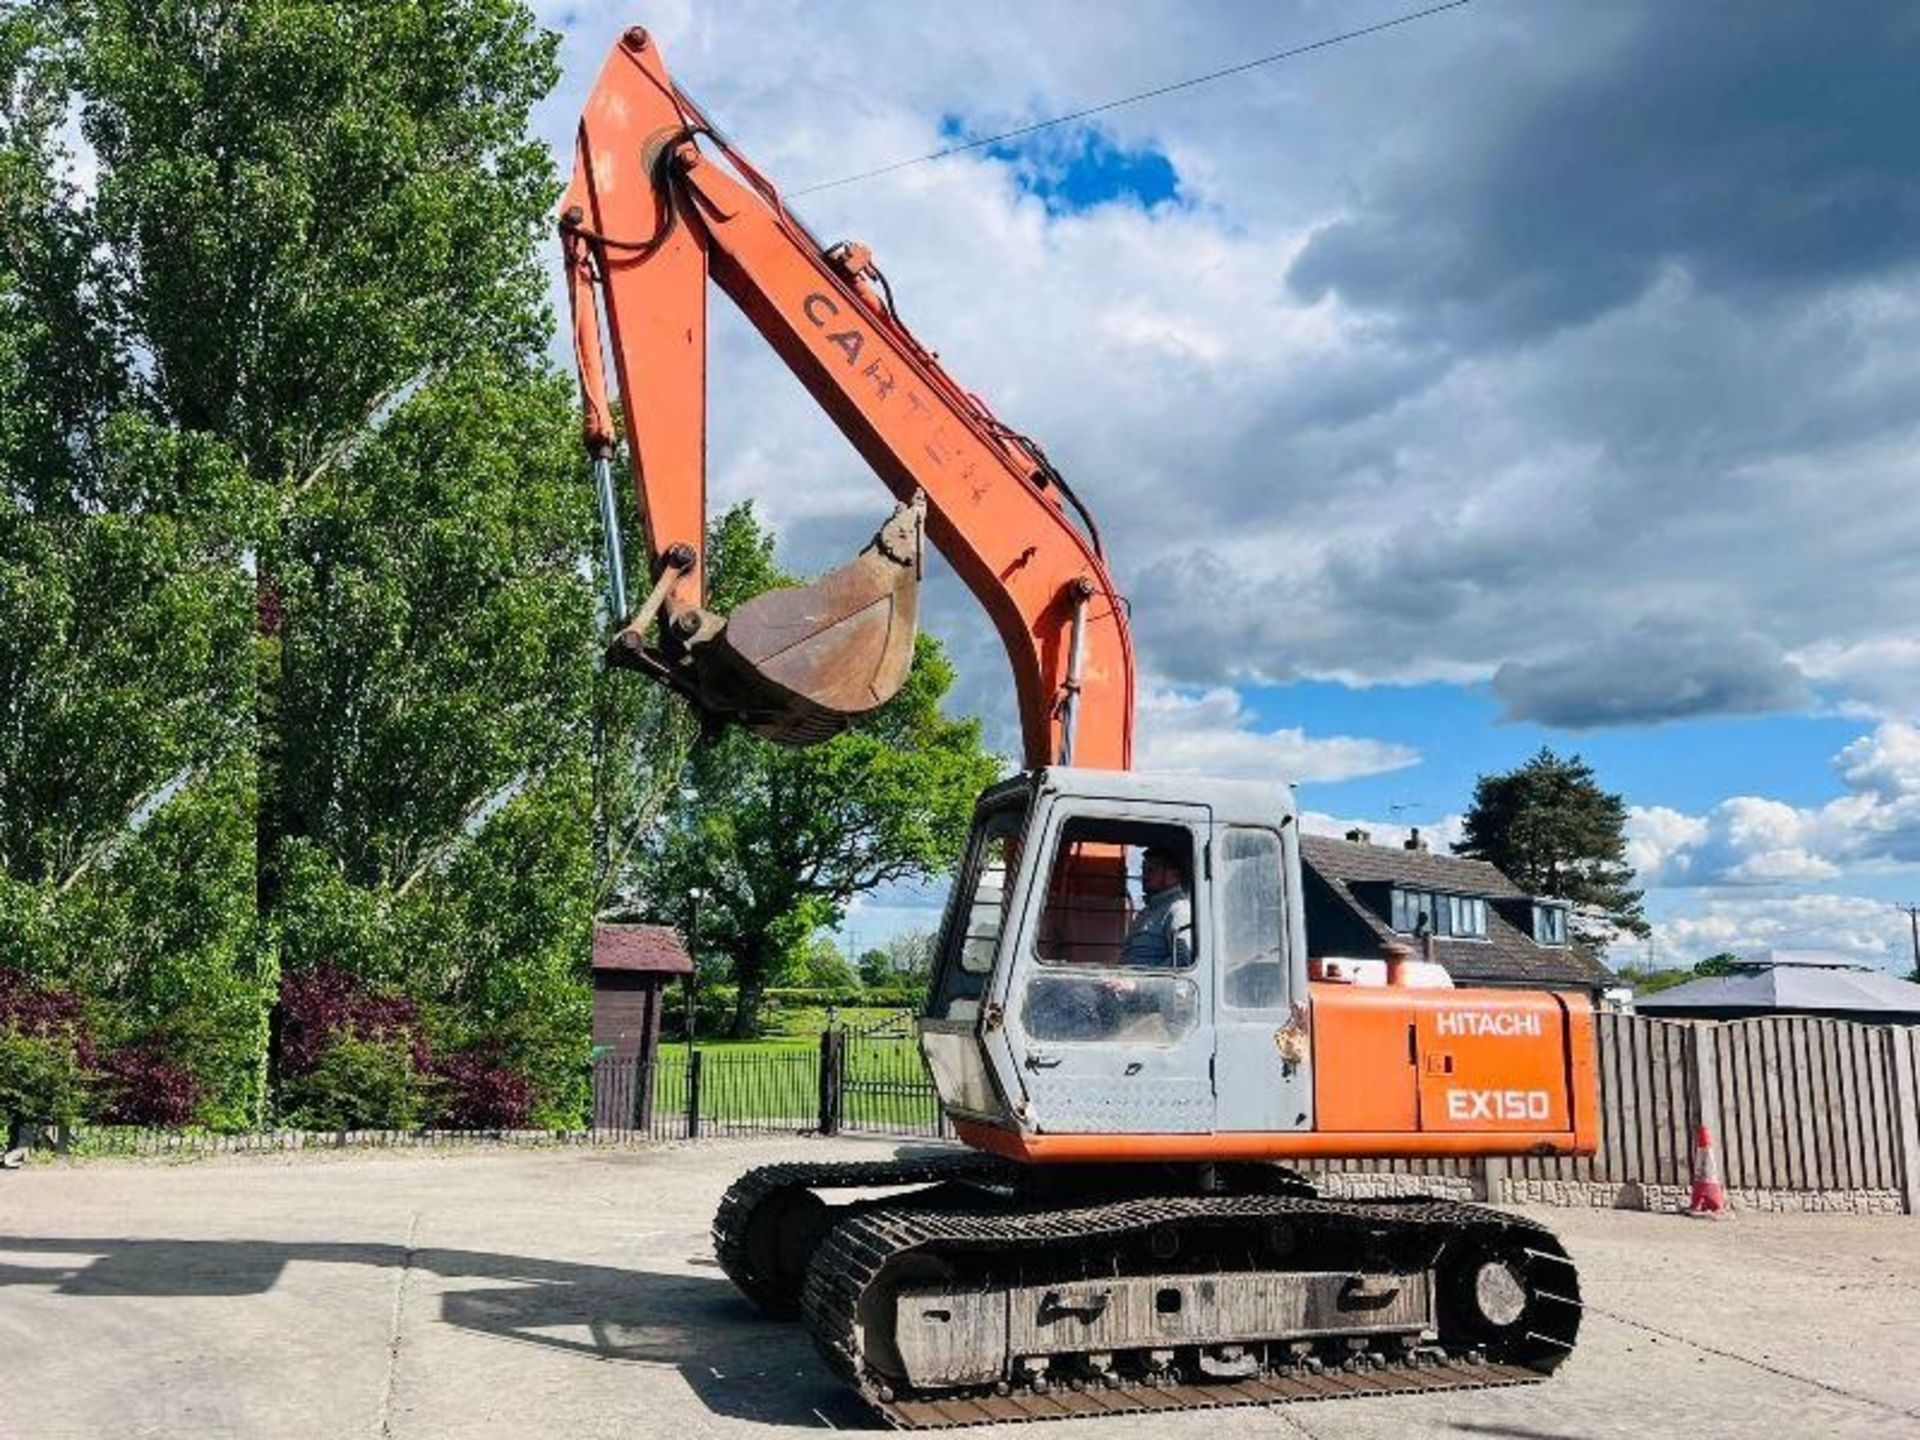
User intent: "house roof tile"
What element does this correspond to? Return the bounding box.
[1298,834,1614,990]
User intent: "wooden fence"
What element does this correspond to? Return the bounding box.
[1319,1013,1920,1212]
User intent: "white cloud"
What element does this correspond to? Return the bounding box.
[1135,686,1417,783]
[1836,721,1920,800]
[1795,637,1920,719]
[1624,805,1708,883]
[1628,722,1920,888]
[1648,893,1914,974]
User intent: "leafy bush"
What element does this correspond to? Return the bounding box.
[765,986,900,1009]
[95,1044,202,1127]
[278,964,427,1075]
[660,981,737,1041]
[0,1026,92,1128]
[279,1034,425,1131]
[0,968,99,1066]
[431,1046,534,1130]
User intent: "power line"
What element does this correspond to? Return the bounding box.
[787,1,1474,199]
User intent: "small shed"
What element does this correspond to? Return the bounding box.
[592,924,692,1127]
[1636,951,1920,1024]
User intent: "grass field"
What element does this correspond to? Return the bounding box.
[643,1022,943,1134]
[668,1003,919,1052]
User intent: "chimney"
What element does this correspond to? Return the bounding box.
[1344,827,1371,845]
[1404,826,1429,853]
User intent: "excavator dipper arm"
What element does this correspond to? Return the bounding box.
[561,27,1134,768]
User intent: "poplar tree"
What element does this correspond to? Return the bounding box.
[2,2,598,1124]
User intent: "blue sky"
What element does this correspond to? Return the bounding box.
[536,2,1920,975]
[934,117,1182,216]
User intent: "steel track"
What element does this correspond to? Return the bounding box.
[716,1155,1582,1428]
[713,1154,1021,1315]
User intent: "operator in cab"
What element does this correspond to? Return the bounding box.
[1121,844,1192,968]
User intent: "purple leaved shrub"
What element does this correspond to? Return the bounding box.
[278,965,429,1075]
[96,1044,201,1126]
[0,968,99,1066]
[431,1047,535,1130]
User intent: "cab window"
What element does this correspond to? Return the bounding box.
[927,799,1025,1020]
[1218,827,1286,1010]
[1020,816,1199,1045]
[1033,818,1196,970]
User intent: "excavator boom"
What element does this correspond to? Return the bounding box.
[562,27,1133,766]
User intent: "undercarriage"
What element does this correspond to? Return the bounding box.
[713,1154,1582,1427]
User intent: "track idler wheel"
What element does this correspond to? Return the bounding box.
[1437,1233,1581,1373]
[736,1187,831,1319]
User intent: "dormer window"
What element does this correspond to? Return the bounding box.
[1390,887,1487,939]
[1534,904,1569,946]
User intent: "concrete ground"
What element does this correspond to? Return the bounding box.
[1,1138,1916,1440]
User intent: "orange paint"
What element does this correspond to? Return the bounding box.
[561,29,1133,770]
[954,985,1599,1164]
[955,1121,1590,1165]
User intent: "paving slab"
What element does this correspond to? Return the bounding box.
[1,1138,1916,1438]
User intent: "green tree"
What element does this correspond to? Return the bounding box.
[1610,963,1689,996]
[0,504,263,1122]
[883,930,937,983]
[1455,748,1649,944]
[856,947,893,990]
[55,0,557,486]
[1614,951,1753,999]
[631,506,1000,1037]
[797,936,860,993]
[3,2,599,1125]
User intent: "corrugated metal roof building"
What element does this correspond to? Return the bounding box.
[1635,951,1920,1023]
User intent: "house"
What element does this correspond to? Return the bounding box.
[1298,828,1615,999]
[1634,951,1920,1024]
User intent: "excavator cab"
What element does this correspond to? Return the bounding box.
[920,768,1318,1143]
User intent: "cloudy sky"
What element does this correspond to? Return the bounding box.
[535,1,1920,973]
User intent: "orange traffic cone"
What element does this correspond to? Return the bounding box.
[1686,1123,1727,1217]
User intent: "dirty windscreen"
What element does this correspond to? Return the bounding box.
[926,796,1027,1020]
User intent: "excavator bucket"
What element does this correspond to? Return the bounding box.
[662,495,925,746]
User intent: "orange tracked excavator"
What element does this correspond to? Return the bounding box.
[564,25,1594,1426]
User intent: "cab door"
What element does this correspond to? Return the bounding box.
[994,798,1215,1135]
[1211,822,1314,1132]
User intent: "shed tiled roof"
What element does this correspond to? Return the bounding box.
[1298,834,1614,991]
[592,923,693,975]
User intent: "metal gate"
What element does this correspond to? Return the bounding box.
[837,1010,948,1138]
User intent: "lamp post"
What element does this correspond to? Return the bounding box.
[685,885,705,1056]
